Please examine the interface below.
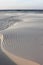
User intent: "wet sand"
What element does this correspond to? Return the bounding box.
[2,46,40,65]
[0,12,43,65]
[0,38,17,65]
[0,48,17,65]
[1,21,43,65]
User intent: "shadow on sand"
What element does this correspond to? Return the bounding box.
[0,48,17,65]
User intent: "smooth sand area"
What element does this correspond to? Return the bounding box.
[0,49,17,65]
[1,43,40,65]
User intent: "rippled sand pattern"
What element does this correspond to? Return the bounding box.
[0,11,43,65]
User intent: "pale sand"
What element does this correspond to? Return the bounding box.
[1,46,40,65]
[0,34,40,65]
[0,13,43,65]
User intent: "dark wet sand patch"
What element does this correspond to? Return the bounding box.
[0,49,17,65]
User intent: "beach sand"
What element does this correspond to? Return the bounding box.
[2,46,40,65]
[0,12,43,65]
[0,40,17,65]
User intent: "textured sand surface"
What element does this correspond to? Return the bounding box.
[0,12,43,65]
[0,40,17,65]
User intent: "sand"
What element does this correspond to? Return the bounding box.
[0,12,43,65]
[0,32,40,65]
[2,46,40,65]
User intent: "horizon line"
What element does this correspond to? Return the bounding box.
[0,9,43,11]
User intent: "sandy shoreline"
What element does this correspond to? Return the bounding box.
[0,33,40,65]
[1,21,43,65]
[1,45,40,65]
[0,12,43,65]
